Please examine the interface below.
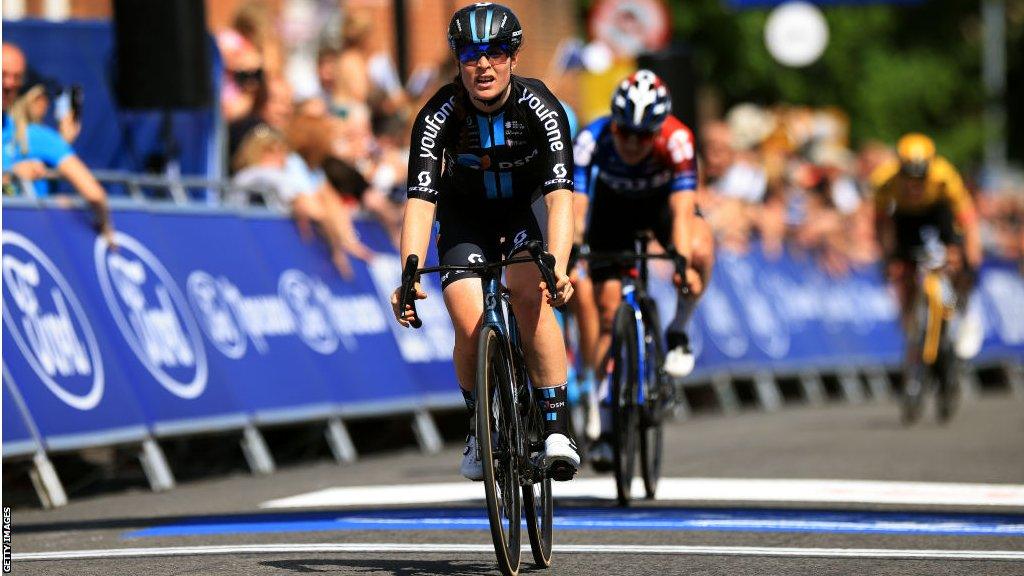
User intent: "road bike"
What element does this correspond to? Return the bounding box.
[398,241,560,576]
[901,240,960,425]
[587,235,686,505]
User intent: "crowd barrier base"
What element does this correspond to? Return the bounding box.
[671,360,1020,421]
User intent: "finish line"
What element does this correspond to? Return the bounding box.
[15,543,1024,562]
[125,507,1024,538]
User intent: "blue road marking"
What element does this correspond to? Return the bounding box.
[125,507,1024,539]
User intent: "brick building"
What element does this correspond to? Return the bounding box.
[4,0,582,106]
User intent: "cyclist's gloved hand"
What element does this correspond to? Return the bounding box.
[390,283,426,327]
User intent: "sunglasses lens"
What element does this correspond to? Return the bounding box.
[458,44,510,65]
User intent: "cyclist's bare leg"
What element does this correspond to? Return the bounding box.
[443,277,485,392]
[505,260,567,388]
[569,270,601,374]
[593,277,624,368]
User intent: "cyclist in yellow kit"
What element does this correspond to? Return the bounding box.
[871,133,983,357]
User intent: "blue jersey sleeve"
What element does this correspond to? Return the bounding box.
[27,124,73,168]
[572,118,608,196]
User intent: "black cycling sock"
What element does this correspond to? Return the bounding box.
[534,383,569,438]
[666,294,693,350]
[462,389,476,435]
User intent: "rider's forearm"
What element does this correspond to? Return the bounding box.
[400,198,437,265]
[670,192,695,262]
[962,221,983,269]
[572,193,589,247]
[545,189,574,275]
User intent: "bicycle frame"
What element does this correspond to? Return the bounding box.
[609,237,656,407]
[912,244,954,366]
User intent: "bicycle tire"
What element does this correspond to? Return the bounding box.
[477,325,522,576]
[902,286,932,425]
[638,297,665,500]
[935,324,960,423]
[522,397,553,567]
[610,302,639,506]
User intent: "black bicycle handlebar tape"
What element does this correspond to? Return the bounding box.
[400,254,423,328]
[527,241,560,301]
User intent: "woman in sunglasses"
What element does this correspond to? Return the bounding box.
[391,3,580,482]
[571,70,717,465]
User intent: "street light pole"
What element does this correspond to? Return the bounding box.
[982,0,1007,171]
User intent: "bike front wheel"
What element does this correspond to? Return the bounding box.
[639,298,666,500]
[610,303,639,506]
[524,389,557,565]
[477,325,522,576]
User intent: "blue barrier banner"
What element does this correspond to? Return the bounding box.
[649,244,1022,377]
[245,217,424,412]
[143,209,340,425]
[973,260,1024,363]
[359,223,460,404]
[42,205,251,436]
[2,206,150,449]
[3,375,38,458]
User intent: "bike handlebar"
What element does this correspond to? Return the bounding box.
[583,249,690,295]
[398,241,561,329]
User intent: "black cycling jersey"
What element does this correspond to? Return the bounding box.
[406,75,574,205]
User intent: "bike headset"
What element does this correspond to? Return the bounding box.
[447,2,523,107]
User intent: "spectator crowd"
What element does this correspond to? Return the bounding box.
[3,0,1022,279]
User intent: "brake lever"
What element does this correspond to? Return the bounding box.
[527,241,560,301]
[399,254,423,328]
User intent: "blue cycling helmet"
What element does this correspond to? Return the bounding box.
[447,3,523,55]
[611,69,672,133]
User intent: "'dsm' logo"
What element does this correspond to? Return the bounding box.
[94,232,208,399]
[2,232,105,410]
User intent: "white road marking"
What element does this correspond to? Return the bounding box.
[260,478,1024,509]
[13,543,1024,562]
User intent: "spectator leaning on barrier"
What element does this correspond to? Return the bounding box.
[2,43,115,247]
[231,121,371,280]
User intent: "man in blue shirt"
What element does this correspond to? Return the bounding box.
[3,43,114,245]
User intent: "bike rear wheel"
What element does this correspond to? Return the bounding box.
[610,303,639,506]
[639,298,666,500]
[477,326,522,576]
[935,327,960,423]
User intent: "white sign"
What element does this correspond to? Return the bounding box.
[764,1,829,68]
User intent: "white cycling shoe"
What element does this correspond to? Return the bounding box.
[544,433,580,481]
[955,306,983,360]
[664,345,695,378]
[460,435,483,481]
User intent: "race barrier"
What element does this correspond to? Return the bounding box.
[3,197,1023,506]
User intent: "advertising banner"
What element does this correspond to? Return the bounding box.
[2,206,151,449]
[42,205,251,436]
[245,216,424,413]
[3,373,38,458]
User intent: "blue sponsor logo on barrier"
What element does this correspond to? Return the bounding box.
[3,231,105,411]
[94,232,208,400]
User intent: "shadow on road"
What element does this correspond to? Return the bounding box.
[260,558,549,575]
